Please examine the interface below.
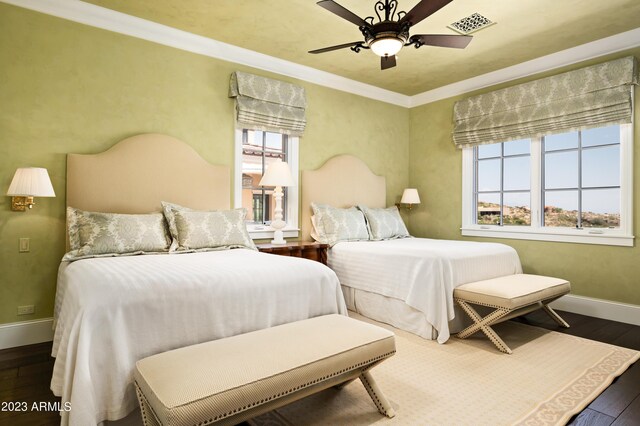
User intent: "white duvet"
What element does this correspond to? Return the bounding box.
[328,238,522,344]
[51,249,346,426]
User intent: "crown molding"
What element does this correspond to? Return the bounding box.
[1,0,411,107]
[409,27,640,107]
[3,0,640,109]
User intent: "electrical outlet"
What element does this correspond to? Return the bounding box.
[19,238,30,253]
[17,305,35,315]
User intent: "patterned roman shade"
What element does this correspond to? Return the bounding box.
[229,71,307,136]
[452,56,639,148]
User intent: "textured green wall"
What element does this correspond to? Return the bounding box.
[409,49,640,306]
[0,4,409,325]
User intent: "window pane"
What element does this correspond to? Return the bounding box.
[544,191,578,227]
[504,156,530,191]
[477,193,500,225]
[503,139,530,156]
[582,188,620,228]
[503,192,530,226]
[265,132,284,151]
[545,131,578,151]
[477,143,501,159]
[477,158,501,191]
[582,145,620,188]
[582,125,619,147]
[545,151,578,189]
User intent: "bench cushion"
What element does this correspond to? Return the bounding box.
[454,274,570,310]
[134,314,395,425]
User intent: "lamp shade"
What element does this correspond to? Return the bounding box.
[401,188,420,204]
[259,160,294,187]
[7,167,55,197]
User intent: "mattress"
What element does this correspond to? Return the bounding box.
[52,249,346,426]
[329,238,522,343]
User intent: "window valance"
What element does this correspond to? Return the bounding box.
[452,56,638,148]
[229,71,307,137]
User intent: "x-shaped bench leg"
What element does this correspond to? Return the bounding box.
[542,303,570,328]
[456,300,513,354]
[360,371,396,418]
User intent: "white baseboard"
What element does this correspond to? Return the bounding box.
[549,295,640,327]
[0,317,54,350]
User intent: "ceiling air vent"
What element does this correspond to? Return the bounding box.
[448,13,495,35]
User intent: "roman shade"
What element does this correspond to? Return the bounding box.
[229,71,307,136]
[452,56,639,148]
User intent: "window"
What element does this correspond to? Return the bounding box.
[234,129,299,239]
[462,124,633,246]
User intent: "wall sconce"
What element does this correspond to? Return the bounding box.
[400,188,421,211]
[6,167,56,211]
[259,159,294,245]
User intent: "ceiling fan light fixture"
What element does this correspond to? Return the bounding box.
[370,37,404,57]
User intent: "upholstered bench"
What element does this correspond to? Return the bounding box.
[454,274,571,354]
[134,314,396,426]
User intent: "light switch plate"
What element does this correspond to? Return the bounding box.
[19,238,30,253]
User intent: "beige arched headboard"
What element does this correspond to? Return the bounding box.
[67,133,230,214]
[301,155,386,241]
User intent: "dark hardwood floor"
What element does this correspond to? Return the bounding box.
[0,311,638,426]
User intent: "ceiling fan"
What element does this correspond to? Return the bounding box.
[309,0,472,70]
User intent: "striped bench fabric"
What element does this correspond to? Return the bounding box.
[134,314,396,425]
[454,274,571,354]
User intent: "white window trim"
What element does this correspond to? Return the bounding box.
[461,122,634,247]
[234,129,300,240]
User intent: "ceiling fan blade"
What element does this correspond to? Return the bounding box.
[399,0,452,26]
[309,41,363,54]
[411,34,472,49]
[317,0,369,27]
[381,55,397,70]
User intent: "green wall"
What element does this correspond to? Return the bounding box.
[409,49,640,306]
[2,2,637,328]
[0,4,409,325]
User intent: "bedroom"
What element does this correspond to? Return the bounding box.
[1,0,639,425]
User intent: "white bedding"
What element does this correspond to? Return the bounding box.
[328,238,522,344]
[52,249,346,426]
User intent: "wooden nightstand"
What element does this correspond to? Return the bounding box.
[256,241,328,265]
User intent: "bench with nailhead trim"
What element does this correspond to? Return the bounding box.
[454,274,571,354]
[134,314,396,426]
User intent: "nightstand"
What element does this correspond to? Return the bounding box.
[256,241,328,265]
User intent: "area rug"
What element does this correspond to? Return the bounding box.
[249,314,639,426]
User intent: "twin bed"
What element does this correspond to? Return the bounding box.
[301,155,522,343]
[52,134,521,425]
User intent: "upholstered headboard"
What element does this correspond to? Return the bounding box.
[67,133,230,214]
[301,155,386,241]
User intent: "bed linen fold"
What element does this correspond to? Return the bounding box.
[328,238,522,344]
[52,250,346,426]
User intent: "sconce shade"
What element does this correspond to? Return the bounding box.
[259,160,295,187]
[401,188,420,205]
[7,168,55,197]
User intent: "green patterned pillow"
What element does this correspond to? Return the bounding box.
[173,208,257,252]
[63,207,171,261]
[310,203,369,246]
[358,205,410,240]
[161,201,194,252]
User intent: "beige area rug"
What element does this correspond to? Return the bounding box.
[250,314,639,426]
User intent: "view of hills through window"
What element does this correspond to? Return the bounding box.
[475,126,621,229]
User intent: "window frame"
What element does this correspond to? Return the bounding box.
[234,129,299,240]
[461,123,634,247]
